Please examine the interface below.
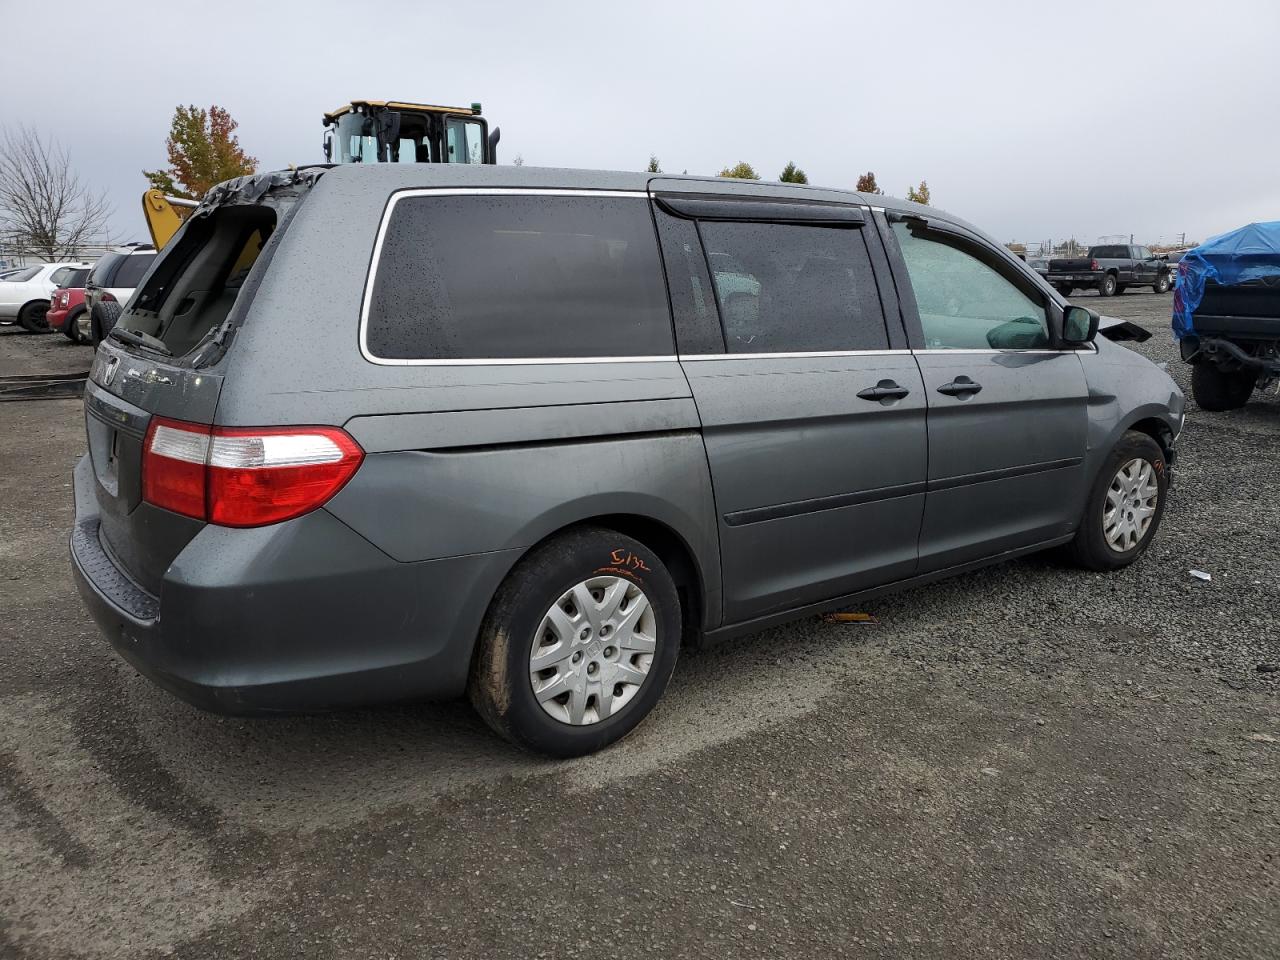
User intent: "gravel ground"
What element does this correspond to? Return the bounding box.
[0,294,1276,959]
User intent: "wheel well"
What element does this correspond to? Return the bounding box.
[1127,417,1173,457]
[21,299,50,313]
[573,514,706,643]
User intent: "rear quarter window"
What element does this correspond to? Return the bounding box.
[112,253,157,288]
[87,253,122,285]
[365,193,673,361]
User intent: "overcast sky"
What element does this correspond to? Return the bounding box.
[4,0,1278,248]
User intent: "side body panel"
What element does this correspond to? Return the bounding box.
[682,353,927,620]
[876,211,1092,571]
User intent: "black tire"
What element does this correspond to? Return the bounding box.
[1055,284,1073,297]
[469,525,682,757]
[1099,274,1118,297]
[1154,274,1171,294]
[1191,362,1255,411]
[65,307,90,344]
[1068,431,1170,571]
[1115,283,1127,295]
[90,301,122,348]
[18,301,51,333]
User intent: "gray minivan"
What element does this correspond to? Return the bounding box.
[70,164,1184,756]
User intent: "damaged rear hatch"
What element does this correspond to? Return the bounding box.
[81,169,323,598]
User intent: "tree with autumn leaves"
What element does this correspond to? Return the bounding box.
[144,105,257,199]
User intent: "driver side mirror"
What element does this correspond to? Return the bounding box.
[1061,304,1099,345]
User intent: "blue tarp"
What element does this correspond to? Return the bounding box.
[1173,220,1280,339]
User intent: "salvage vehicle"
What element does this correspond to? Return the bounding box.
[85,245,157,346]
[1174,221,1280,410]
[0,261,91,332]
[46,267,91,343]
[70,165,1185,757]
[1048,244,1173,297]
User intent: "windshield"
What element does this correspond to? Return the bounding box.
[329,112,428,164]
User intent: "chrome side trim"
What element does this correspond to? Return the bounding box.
[359,188,654,367]
[912,348,1087,355]
[681,349,909,361]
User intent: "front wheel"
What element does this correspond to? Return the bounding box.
[1068,431,1169,571]
[469,526,682,757]
[1154,274,1171,294]
[1099,274,1118,297]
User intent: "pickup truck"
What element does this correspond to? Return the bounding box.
[1048,244,1173,297]
[1174,222,1280,411]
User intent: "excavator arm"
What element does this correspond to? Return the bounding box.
[141,190,199,249]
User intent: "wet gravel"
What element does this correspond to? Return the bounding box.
[0,299,1276,960]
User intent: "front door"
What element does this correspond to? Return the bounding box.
[651,193,928,624]
[884,215,1090,572]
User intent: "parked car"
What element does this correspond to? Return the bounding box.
[46,267,92,343]
[1165,250,1191,287]
[71,166,1185,757]
[1048,244,1173,297]
[1174,222,1280,411]
[1027,257,1050,277]
[0,261,91,332]
[84,245,158,346]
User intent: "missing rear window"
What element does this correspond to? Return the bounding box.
[121,206,276,359]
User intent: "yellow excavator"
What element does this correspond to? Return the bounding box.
[322,99,498,166]
[143,99,499,249]
[141,189,199,249]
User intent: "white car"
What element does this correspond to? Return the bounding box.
[0,261,91,332]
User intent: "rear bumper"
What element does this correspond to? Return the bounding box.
[69,455,520,715]
[46,306,71,331]
[1049,275,1100,285]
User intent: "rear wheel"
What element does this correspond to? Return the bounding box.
[70,307,92,344]
[1068,431,1169,571]
[1056,284,1073,297]
[18,301,51,333]
[90,301,122,348]
[1115,283,1127,295]
[1154,274,1171,294]
[1099,274,1118,297]
[469,525,682,757]
[1191,362,1255,411]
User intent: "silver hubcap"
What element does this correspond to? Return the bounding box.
[529,576,657,726]
[1103,457,1159,553]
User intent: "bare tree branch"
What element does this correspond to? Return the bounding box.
[0,125,114,261]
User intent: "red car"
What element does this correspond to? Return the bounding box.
[46,267,91,343]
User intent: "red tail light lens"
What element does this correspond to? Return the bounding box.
[1090,259,1100,271]
[142,417,363,527]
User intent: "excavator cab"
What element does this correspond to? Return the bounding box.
[322,100,499,165]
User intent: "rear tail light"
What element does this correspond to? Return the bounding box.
[1090,259,1100,271]
[142,417,364,527]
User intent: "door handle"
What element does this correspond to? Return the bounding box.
[857,379,910,402]
[936,376,983,397]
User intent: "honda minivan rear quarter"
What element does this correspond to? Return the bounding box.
[72,164,1183,757]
